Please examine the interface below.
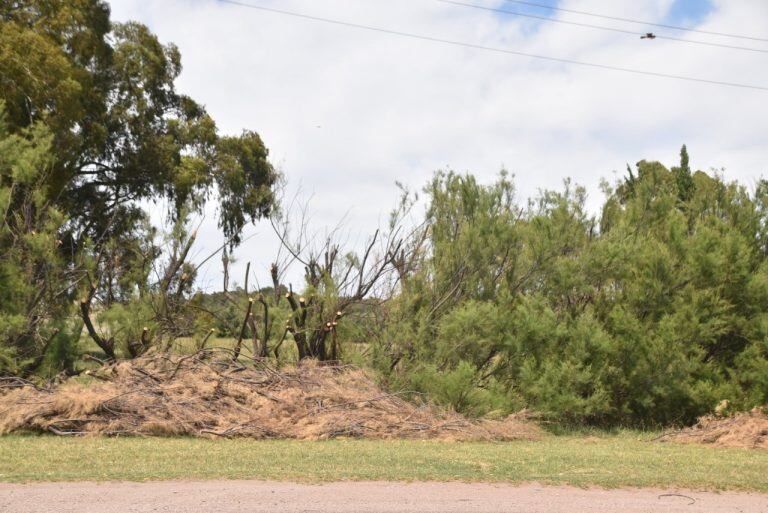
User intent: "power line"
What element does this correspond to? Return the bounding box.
[439,0,768,54]
[217,0,768,92]
[500,0,768,43]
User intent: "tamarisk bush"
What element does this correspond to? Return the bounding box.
[374,153,768,426]
[0,105,78,376]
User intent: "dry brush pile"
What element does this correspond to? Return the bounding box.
[659,407,768,450]
[0,350,540,441]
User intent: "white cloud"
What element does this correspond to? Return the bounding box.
[107,0,768,290]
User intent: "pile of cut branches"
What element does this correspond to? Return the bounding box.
[659,407,768,450]
[0,350,540,441]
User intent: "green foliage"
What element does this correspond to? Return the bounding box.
[673,145,695,203]
[0,103,77,375]
[97,300,155,356]
[1,1,281,371]
[0,1,279,245]
[2,1,764,430]
[375,152,768,426]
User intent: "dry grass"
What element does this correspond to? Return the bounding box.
[659,407,768,449]
[0,351,540,441]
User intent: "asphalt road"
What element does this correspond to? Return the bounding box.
[1,481,766,512]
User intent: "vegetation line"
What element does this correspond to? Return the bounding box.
[2,2,768,441]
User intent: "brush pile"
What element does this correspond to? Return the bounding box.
[659,407,768,449]
[0,350,540,440]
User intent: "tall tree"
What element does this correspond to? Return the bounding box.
[1,0,279,368]
[0,0,278,250]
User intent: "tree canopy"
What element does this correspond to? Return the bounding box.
[1,0,278,247]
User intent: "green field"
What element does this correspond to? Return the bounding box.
[2,433,766,491]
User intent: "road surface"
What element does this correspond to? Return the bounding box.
[1,481,766,512]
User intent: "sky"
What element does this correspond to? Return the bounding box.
[107,0,768,292]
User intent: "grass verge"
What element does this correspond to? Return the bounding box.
[1,432,766,491]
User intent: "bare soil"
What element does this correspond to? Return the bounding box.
[660,407,768,449]
[0,351,539,441]
[1,481,766,513]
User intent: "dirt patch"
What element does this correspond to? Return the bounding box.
[3,482,767,513]
[0,351,540,441]
[659,407,768,449]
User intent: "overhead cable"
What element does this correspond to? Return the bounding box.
[218,0,768,92]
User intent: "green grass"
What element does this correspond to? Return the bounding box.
[79,335,307,364]
[1,433,767,490]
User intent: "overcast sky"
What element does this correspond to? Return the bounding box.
[107,0,768,292]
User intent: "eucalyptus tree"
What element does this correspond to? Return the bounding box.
[1,0,279,366]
